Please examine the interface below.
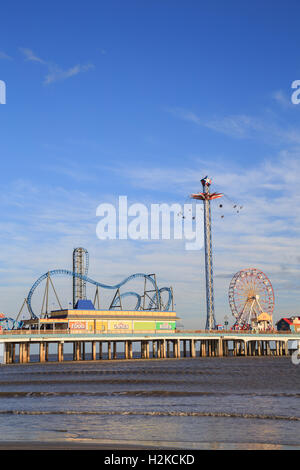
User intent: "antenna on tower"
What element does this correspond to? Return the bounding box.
[191,176,223,330]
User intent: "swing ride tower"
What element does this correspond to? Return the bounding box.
[191,177,223,330]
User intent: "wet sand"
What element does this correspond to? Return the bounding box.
[0,440,297,450]
[0,440,164,450]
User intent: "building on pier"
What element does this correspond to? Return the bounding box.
[276,316,300,332]
[23,299,179,334]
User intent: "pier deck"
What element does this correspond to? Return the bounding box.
[0,330,299,364]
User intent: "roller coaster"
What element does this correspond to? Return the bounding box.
[25,270,173,320]
[0,315,23,331]
[15,248,174,323]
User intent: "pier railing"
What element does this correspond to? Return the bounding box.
[0,329,174,336]
[178,329,293,335]
[0,328,295,336]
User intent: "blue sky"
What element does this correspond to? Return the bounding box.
[1,0,300,328]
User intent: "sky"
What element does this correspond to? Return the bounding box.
[1,0,300,328]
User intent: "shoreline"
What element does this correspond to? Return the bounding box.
[0,440,298,450]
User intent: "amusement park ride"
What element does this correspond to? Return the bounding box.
[190,176,274,331]
[191,176,224,330]
[0,175,275,332]
[12,247,174,327]
[228,268,274,330]
[73,247,89,308]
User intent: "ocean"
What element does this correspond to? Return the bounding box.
[0,355,299,449]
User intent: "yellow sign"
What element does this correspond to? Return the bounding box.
[109,320,132,331]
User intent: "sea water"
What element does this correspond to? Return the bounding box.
[0,356,299,449]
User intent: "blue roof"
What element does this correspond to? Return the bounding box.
[74,299,95,310]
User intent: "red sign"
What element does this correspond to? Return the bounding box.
[69,321,86,330]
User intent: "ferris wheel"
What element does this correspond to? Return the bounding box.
[228,268,275,329]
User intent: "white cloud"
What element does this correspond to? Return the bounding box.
[205,114,265,139]
[166,106,263,138]
[19,47,45,64]
[19,47,94,84]
[166,106,300,145]
[44,63,94,85]
[271,90,294,109]
[43,159,97,182]
[0,51,12,60]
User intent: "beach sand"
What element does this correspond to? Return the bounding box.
[0,440,170,450]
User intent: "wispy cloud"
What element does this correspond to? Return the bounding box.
[166,106,267,139]
[43,159,97,182]
[205,114,265,139]
[19,47,46,64]
[166,106,300,145]
[165,107,202,126]
[19,47,94,84]
[0,51,12,60]
[44,63,94,84]
[271,90,294,109]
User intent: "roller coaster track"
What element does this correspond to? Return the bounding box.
[110,291,141,310]
[27,270,173,320]
[0,317,23,330]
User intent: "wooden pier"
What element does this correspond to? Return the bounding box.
[0,331,299,364]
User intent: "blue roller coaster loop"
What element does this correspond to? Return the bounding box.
[110,288,173,311]
[110,291,142,310]
[27,270,173,320]
[149,287,173,311]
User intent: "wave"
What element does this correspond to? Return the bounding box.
[0,409,298,421]
[2,368,218,377]
[1,390,300,399]
[0,379,217,386]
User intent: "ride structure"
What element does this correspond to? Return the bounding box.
[228,268,275,330]
[73,247,89,308]
[191,176,223,330]
[0,313,23,331]
[16,248,174,323]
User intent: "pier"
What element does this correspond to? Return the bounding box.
[0,330,299,364]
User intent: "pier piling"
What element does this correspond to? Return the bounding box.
[0,332,296,365]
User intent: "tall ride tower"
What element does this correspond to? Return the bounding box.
[72,247,89,308]
[191,177,223,330]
